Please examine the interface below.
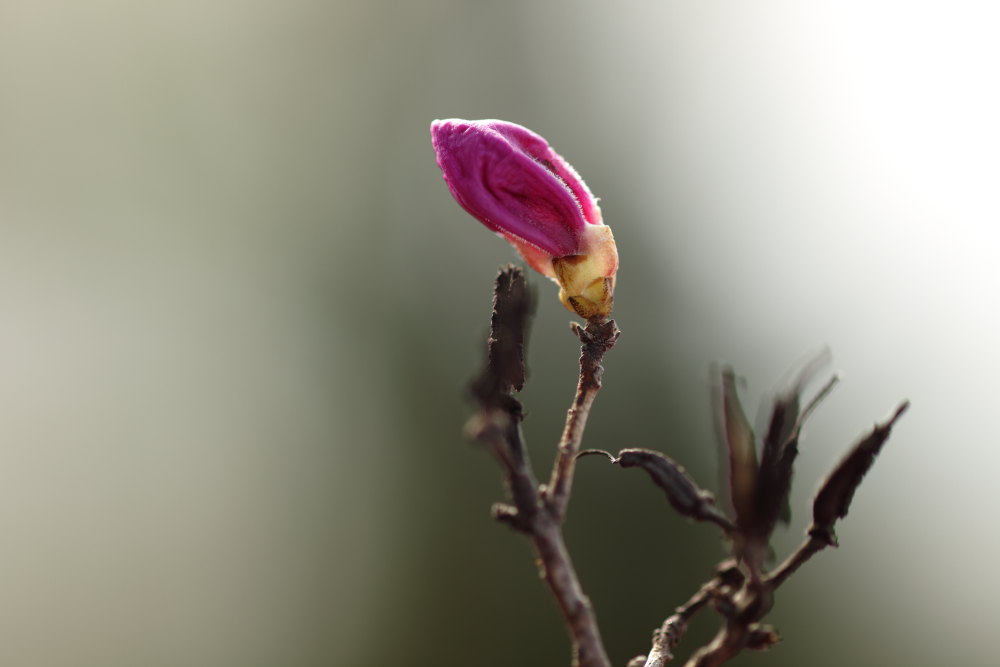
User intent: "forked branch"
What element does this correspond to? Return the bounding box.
[465,266,617,667]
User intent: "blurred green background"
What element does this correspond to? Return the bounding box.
[1,1,997,665]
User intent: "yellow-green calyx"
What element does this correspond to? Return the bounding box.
[550,225,618,320]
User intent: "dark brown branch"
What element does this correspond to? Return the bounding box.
[762,534,827,590]
[545,318,620,522]
[466,410,540,532]
[639,579,720,666]
[532,513,610,667]
[468,408,608,666]
[680,400,909,666]
[632,561,744,667]
[466,266,613,667]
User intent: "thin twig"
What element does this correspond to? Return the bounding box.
[546,319,620,522]
[634,561,744,667]
[532,513,610,667]
[641,580,718,667]
[683,623,750,667]
[683,577,776,667]
[763,535,827,590]
[467,410,540,531]
[469,409,608,666]
[467,267,614,667]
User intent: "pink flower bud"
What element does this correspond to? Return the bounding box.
[431,118,618,320]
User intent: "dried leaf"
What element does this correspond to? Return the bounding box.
[811,401,910,545]
[720,369,758,531]
[756,390,800,529]
[470,265,534,405]
[755,371,839,540]
[614,448,734,532]
[758,351,831,475]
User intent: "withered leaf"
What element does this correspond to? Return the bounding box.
[756,371,839,541]
[756,389,800,531]
[811,401,910,545]
[470,265,535,405]
[720,369,758,531]
[614,448,735,532]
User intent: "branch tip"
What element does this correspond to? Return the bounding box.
[890,399,911,424]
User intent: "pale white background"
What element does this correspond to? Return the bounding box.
[1,1,996,665]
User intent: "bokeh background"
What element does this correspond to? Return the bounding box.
[1,1,997,665]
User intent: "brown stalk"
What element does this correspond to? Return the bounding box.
[466,266,617,667]
[545,318,620,522]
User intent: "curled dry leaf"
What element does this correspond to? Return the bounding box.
[811,401,910,545]
[755,372,840,544]
[613,448,735,532]
[470,265,534,405]
[720,369,758,533]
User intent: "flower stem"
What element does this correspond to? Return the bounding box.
[546,319,620,522]
[467,268,615,667]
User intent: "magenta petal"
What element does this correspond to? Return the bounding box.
[485,121,602,227]
[431,119,600,257]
